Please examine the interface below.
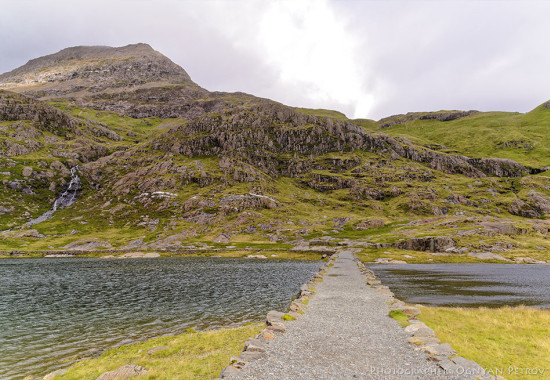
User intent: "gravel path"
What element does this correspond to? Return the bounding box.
[227,251,473,379]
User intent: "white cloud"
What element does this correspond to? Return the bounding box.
[1,0,550,120]
[256,0,374,118]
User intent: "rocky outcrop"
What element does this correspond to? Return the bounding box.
[149,103,527,180]
[393,236,454,253]
[509,198,540,218]
[379,110,478,128]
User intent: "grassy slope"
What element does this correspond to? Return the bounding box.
[1,102,549,265]
[57,324,262,380]
[419,306,550,379]
[360,105,550,168]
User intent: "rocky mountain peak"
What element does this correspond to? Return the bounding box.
[0,43,196,98]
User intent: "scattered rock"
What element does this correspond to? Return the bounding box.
[514,256,546,264]
[246,254,267,259]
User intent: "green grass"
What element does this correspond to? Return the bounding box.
[376,106,550,168]
[388,310,410,327]
[57,323,262,380]
[419,306,550,380]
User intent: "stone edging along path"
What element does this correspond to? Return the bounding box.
[217,254,336,379]
[218,250,500,380]
[356,260,497,379]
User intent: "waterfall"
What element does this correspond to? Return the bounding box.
[27,166,81,226]
[52,166,81,211]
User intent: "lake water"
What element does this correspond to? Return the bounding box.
[0,257,321,379]
[370,263,550,308]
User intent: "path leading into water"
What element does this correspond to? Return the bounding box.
[227,251,472,379]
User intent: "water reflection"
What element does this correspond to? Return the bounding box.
[370,263,550,308]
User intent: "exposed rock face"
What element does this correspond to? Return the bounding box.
[509,198,540,218]
[527,190,550,214]
[379,110,478,128]
[394,236,454,252]
[149,103,527,179]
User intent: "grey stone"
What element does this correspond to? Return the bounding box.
[43,368,67,380]
[423,343,457,356]
[266,310,286,326]
[220,365,242,378]
[468,251,510,261]
[239,350,264,361]
[412,327,436,338]
[96,364,148,380]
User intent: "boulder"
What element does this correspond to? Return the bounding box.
[96,365,148,380]
[240,350,264,361]
[394,236,454,253]
[423,343,457,357]
[468,251,509,261]
[407,336,440,346]
[404,322,428,335]
[22,166,33,177]
[257,329,275,340]
[244,338,265,353]
[412,327,436,338]
[399,306,421,318]
[213,233,231,243]
[266,310,286,326]
[220,365,241,378]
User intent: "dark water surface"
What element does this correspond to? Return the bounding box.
[370,263,550,308]
[0,257,321,379]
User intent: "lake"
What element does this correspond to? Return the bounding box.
[370,263,550,308]
[0,257,321,379]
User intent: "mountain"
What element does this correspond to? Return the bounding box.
[1,44,549,264]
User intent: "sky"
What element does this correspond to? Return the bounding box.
[1,0,550,120]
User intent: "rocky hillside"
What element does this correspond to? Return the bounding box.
[1,44,550,264]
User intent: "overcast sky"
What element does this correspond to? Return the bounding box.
[1,0,550,120]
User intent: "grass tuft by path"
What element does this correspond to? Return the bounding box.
[418,306,550,379]
[57,324,262,380]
